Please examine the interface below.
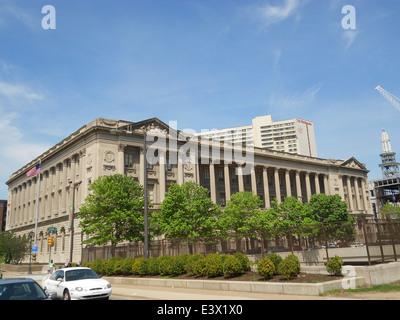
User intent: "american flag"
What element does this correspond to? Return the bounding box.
[26,164,41,177]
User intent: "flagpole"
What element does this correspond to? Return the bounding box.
[33,159,41,247]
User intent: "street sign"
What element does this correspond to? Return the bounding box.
[32,245,38,252]
[47,227,57,234]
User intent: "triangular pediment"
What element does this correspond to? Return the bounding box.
[340,157,367,170]
[119,117,191,140]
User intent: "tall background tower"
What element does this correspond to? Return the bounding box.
[379,129,400,179]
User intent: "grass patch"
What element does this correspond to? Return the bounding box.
[324,281,400,295]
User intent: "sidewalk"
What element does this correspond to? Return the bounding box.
[2,270,399,300]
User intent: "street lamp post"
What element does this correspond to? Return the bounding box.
[143,130,149,259]
[28,231,34,275]
[69,181,82,263]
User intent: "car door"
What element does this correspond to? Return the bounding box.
[53,270,65,298]
[46,270,65,298]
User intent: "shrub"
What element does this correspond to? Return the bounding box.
[266,253,283,274]
[147,257,160,275]
[278,254,301,279]
[90,259,103,274]
[204,253,224,277]
[132,257,144,275]
[111,257,124,275]
[158,255,175,276]
[122,257,136,275]
[257,257,275,279]
[171,254,189,276]
[223,255,243,276]
[233,252,251,272]
[101,259,113,275]
[184,254,205,276]
[326,255,343,276]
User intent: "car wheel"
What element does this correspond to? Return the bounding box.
[63,289,71,300]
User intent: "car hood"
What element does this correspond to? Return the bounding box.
[66,278,110,289]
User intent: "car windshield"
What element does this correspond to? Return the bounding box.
[0,282,48,300]
[65,269,101,282]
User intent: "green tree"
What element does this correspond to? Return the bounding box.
[306,194,356,241]
[78,174,147,257]
[0,231,30,264]
[218,191,263,250]
[152,182,221,252]
[380,203,400,219]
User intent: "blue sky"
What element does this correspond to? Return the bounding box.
[1,0,400,199]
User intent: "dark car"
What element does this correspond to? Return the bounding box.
[0,278,51,300]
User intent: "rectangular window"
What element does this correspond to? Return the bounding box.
[125,153,134,168]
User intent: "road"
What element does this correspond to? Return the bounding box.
[2,270,400,300]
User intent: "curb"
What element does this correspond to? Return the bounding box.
[104,276,366,296]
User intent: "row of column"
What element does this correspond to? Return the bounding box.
[207,165,329,207]
[118,145,369,213]
[207,164,369,212]
[7,152,85,229]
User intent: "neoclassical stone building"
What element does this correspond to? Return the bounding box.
[6,117,373,264]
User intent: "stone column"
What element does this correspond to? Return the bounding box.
[61,160,68,213]
[224,164,231,203]
[251,166,257,196]
[339,175,345,201]
[21,183,27,224]
[118,144,126,175]
[55,163,61,215]
[314,173,320,194]
[305,172,311,202]
[285,169,291,198]
[263,167,271,208]
[354,177,361,211]
[360,178,370,213]
[346,176,354,211]
[295,171,302,202]
[29,180,36,223]
[80,150,86,206]
[49,168,55,218]
[209,162,217,203]
[238,166,244,192]
[273,168,281,203]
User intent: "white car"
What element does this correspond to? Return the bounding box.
[43,267,112,300]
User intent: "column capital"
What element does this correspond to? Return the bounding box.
[118,144,127,152]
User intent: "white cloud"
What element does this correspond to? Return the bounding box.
[269,83,323,111]
[342,30,360,51]
[0,4,36,30]
[0,82,44,101]
[258,0,302,26]
[0,108,51,198]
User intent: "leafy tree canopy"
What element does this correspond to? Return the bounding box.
[218,191,263,238]
[78,174,147,251]
[0,231,30,264]
[153,182,221,241]
[306,194,354,224]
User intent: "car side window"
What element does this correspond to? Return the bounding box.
[50,270,64,280]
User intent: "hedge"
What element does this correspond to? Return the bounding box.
[83,252,300,279]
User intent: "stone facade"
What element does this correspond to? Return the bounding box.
[5,117,373,264]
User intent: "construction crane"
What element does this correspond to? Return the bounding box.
[375,85,400,112]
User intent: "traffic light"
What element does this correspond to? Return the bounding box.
[48,237,55,247]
